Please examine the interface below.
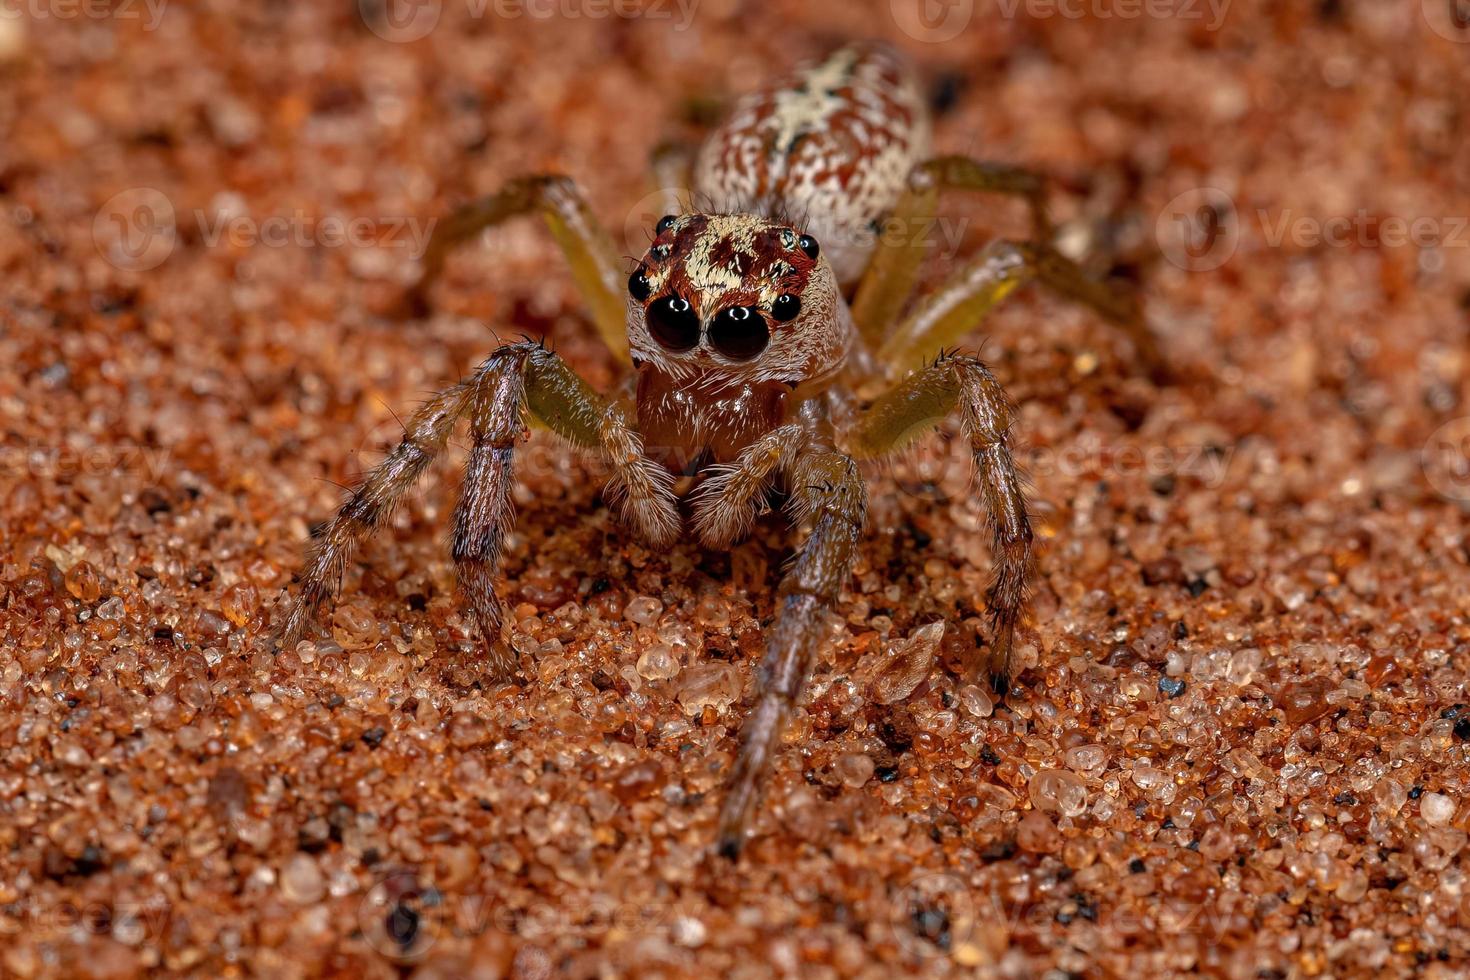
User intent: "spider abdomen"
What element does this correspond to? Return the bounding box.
[693,42,932,289]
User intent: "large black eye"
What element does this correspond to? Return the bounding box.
[708,305,769,361]
[656,214,677,235]
[771,293,801,322]
[797,234,819,259]
[628,267,651,301]
[646,296,700,352]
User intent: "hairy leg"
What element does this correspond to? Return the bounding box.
[689,423,808,549]
[850,155,1051,347]
[279,342,676,665]
[277,382,471,650]
[515,347,681,548]
[718,449,866,858]
[874,238,1159,377]
[406,175,631,364]
[850,156,1161,379]
[456,343,678,675]
[845,352,1034,695]
[450,355,525,677]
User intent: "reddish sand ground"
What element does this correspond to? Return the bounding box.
[2,1,1469,976]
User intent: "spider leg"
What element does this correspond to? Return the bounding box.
[406,175,631,364]
[874,238,1158,378]
[850,155,1050,347]
[718,449,865,858]
[689,423,808,549]
[450,355,525,678]
[452,343,679,677]
[845,351,1034,696]
[280,342,677,669]
[277,380,471,651]
[850,156,1161,378]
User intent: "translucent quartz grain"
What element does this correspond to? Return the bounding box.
[1029,769,1089,818]
[635,644,681,681]
[1421,793,1456,827]
[63,561,101,602]
[623,595,663,626]
[279,854,325,905]
[833,752,875,788]
[676,663,740,713]
[868,622,944,705]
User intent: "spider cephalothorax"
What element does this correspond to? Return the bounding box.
[629,213,847,378]
[627,213,852,467]
[280,42,1161,858]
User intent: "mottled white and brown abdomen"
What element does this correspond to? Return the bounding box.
[693,43,932,290]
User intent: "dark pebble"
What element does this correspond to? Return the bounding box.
[1159,676,1187,698]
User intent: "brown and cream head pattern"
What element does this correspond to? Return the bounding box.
[625,212,851,386]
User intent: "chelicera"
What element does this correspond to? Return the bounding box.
[278,43,1159,858]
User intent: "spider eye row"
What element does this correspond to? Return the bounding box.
[638,288,802,361]
[631,220,813,361]
[655,216,819,262]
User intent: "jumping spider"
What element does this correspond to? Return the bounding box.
[279,43,1159,857]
